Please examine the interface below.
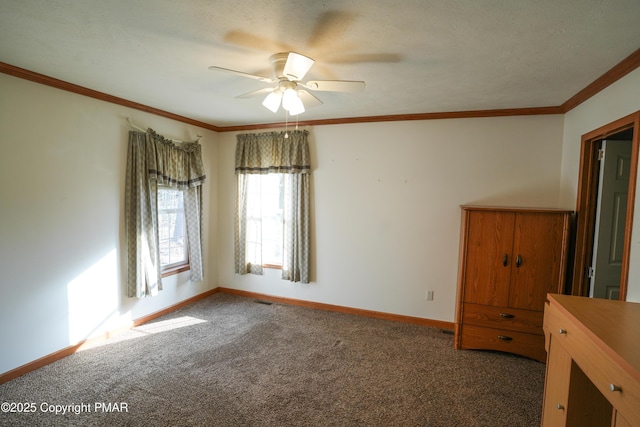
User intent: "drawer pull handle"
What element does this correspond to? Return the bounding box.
[499,313,514,319]
[556,404,565,410]
[503,254,508,266]
[515,255,522,268]
[497,335,513,341]
[558,328,567,334]
[610,384,622,392]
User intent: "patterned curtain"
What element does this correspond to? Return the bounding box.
[234,130,311,283]
[125,129,206,298]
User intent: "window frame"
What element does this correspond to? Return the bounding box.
[260,173,285,269]
[157,186,190,277]
[245,173,286,270]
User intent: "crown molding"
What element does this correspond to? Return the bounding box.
[3,47,640,132]
[561,47,640,113]
[216,106,565,132]
[0,62,223,132]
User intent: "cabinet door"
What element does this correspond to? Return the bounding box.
[614,411,633,427]
[462,210,514,306]
[541,336,571,427]
[510,212,567,311]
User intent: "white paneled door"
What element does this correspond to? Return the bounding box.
[590,140,632,300]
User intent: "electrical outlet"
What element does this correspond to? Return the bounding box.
[426,290,434,301]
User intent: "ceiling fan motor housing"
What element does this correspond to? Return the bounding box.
[269,52,290,79]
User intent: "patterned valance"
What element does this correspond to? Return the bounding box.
[235,130,310,174]
[141,128,206,189]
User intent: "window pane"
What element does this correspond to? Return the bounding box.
[261,174,284,266]
[242,174,285,268]
[158,187,187,268]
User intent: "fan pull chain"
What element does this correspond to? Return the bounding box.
[284,110,289,138]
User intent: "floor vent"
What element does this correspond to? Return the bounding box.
[441,329,454,335]
[255,300,273,305]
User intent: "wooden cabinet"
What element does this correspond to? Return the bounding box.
[541,294,640,427]
[454,206,572,362]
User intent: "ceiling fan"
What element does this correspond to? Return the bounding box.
[208,51,365,115]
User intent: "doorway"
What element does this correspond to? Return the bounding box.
[571,112,640,300]
[589,137,632,299]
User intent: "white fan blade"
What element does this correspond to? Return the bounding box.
[283,52,315,81]
[208,66,275,83]
[236,87,275,99]
[297,89,323,108]
[302,80,365,93]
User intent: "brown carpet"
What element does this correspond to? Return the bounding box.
[0,293,545,426]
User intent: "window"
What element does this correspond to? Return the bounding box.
[246,174,285,268]
[157,187,189,275]
[125,129,206,298]
[234,130,310,283]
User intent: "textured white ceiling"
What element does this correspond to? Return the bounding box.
[1,0,640,127]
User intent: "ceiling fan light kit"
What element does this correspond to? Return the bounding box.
[209,51,365,117]
[282,87,305,115]
[262,90,282,113]
[261,80,305,115]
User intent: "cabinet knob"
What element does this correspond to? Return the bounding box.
[556,404,565,410]
[503,254,508,266]
[610,384,622,392]
[558,328,567,334]
[515,254,522,267]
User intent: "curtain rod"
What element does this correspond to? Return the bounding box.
[126,117,202,143]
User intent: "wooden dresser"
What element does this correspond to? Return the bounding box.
[454,206,572,362]
[542,294,640,427]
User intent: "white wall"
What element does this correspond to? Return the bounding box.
[14,62,639,375]
[560,67,640,302]
[218,115,565,323]
[0,73,219,374]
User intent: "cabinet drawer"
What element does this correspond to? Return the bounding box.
[545,304,640,425]
[459,324,546,362]
[462,303,543,335]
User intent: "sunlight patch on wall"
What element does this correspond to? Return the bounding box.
[67,249,119,343]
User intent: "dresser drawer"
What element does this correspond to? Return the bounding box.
[545,303,640,425]
[462,303,543,335]
[459,324,546,362]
